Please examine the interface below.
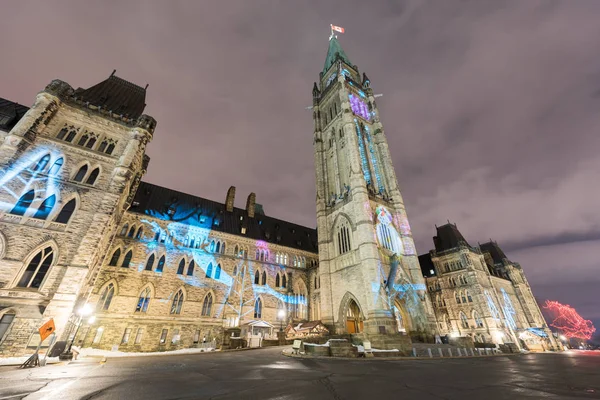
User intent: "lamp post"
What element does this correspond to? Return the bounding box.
[60,304,94,361]
[278,309,286,332]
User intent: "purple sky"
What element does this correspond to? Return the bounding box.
[2,1,598,335]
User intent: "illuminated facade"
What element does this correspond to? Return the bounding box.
[419,223,558,350]
[312,36,436,336]
[0,73,155,356]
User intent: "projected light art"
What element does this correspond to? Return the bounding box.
[544,300,595,340]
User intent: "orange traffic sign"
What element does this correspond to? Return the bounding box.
[38,319,55,342]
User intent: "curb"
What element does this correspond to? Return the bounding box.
[281,350,522,361]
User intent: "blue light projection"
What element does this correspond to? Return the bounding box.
[0,147,64,218]
[363,125,384,192]
[501,288,517,330]
[485,290,501,324]
[354,119,371,185]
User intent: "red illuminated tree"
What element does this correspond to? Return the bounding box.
[544,300,596,340]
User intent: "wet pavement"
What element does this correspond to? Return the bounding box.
[0,347,598,399]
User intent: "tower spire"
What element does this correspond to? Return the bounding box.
[323,35,351,74]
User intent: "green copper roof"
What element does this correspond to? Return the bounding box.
[323,36,351,74]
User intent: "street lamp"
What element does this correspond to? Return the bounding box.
[278,309,286,332]
[60,303,94,360]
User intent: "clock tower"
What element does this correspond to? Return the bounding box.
[312,35,436,337]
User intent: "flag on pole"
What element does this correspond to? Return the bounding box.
[331,25,345,34]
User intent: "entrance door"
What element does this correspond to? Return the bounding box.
[346,300,361,333]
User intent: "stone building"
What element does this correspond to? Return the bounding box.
[419,223,557,350]
[0,36,556,356]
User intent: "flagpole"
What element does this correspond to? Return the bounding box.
[329,24,334,40]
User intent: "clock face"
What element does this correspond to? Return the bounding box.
[349,94,370,121]
[326,73,337,87]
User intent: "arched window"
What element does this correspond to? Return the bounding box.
[34,154,51,172]
[215,241,221,253]
[201,293,213,316]
[455,291,461,304]
[460,312,469,329]
[57,127,68,140]
[261,271,267,285]
[17,246,54,288]
[221,242,226,254]
[98,140,108,153]
[11,190,35,216]
[233,266,238,276]
[98,283,115,311]
[77,134,89,146]
[127,226,136,238]
[255,249,260,260]
[54,199,76,224]
[254,298,262,319]
[106,143,115,155]
[177,259,185,275]
[276,253,280,264]
[283,254,288,265]
[461,291,467,303]
[210,240,215,252]
[234,245,239,257]
[215,264,221,280]
[275,273,280,287]
[48,158,63,175]
[73,165,88,182]
[282,274,287,288]
[120,224,128,236]
[0,312,16,343]
[65,130,77,142]
[135,288,151,313]
[187,260,195,276]
[473,311,484,328]
[32,194,56,220]
[156,255,165,273]
[145,254,155,271]
[205,263,213,278]
[122,250,132,268]
[170,290,184,315]
[337,223,352,255]
[243,248,248,259]
[85,168,100,185]
[109,249,121,266]
[466,291,473,302]
[254,270,260,285]
[314,276,317,289]
[135,227,143,240]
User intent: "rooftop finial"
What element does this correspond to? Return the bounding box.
[110,69,116,77]
[145,84,149,90]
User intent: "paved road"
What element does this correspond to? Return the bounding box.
[0,348,599,399]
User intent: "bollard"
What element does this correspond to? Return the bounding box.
[457,348,462,356]
[478,348,483,356]
[448,348,452,357]
[427,348,432,358]
[438,348,443,357]
[470,348,475,357]
[485,348,490,355]
[463,348,467,356]
[412,348,417,357]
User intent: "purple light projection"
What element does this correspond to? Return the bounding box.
[349,94,370,121]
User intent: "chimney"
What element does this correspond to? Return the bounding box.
[225,186,236,212]
[246,192,256,218]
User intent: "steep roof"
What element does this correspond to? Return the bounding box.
[433,223,470,252]
[323,36,352,74]
[129,181,318,253]
[0,97,29,132]
[73,71,147,119]
[479,241,508,265]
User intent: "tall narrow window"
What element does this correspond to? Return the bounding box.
[134,328,144,344]
[127,226,136,238]
[170,290,184,315]
[121,328,132,344]
[34,154,51,172]
[261,271,266,286]
[215,241,220,253]
[57,128,68,140]
[109,249,121,266]
[120,224,128,236]
[17,246,54,289]
[234,245,239,257]
[98,283,115,311]
[85,168,100,185]
[86,137,97,149]
[177,259,185,275]
[254,270,260,284]
[54,199,76,224]
[201,293,213,316]
[276,273,280,287]
[156,255,165,273]
[48,158,64,175]
[282,274,287,288]
[187,260,195,276]
[106,143,115,155]
[204,262,213,278]
[215,264,221,280]
[32,194,56,220]
[159,329,168,344]
[135,227,143,240]
[73,165,88,182]
[145,254,155,271]
[135,288,151,312]
[460,312,469,329]
[254,298,262,319]
[0,313,16,342]
[77,134,89,146]
[92,327,104,344]
[11,190,35,216]
[122,250,132,268]
[98,141,108,153]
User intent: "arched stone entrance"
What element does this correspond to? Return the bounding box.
[393,298,412,333]
[346,299,362,333]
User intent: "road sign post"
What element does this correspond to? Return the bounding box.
[20,318,55,368]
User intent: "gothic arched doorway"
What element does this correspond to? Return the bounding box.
[346,299,362,333]
[393,298,412,334]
